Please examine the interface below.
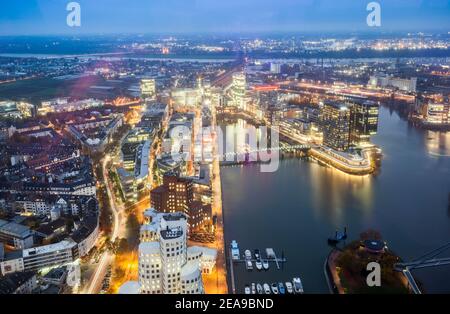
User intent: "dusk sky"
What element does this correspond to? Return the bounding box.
[0,0,449,35]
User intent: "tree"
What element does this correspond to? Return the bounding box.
[360,229,382,241]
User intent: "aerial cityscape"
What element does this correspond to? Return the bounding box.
[0,0,449,300]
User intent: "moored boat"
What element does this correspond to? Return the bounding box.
[231,240,240,260]
[278,282,285,294]
[256,283,263,294]
[271,283,279,294]
[285,282,294,294]
[293,277,304,294]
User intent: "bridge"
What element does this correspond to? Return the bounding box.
[394,242,450,294]
[215,144,311,162]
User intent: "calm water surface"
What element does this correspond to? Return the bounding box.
[221,106,450,293]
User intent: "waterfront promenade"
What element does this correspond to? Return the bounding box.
[277,127,376,175]
[201,105,228,294]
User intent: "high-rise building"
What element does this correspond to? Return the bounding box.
[321,101,351,151]
[119,211,211,294]
[270,63,282,74]
[151,174,193,213]
[150,174,211,232]
[230,72,247,109]
[347,99,379,145]
[140,79,157,99]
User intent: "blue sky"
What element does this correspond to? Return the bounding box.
[0,0,449,35]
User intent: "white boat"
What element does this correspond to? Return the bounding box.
[256,283,263,294]
[255,260,263,270]
[244,285,251,295]
[285,282,294,294]
[244,250,252,260]
[266,248,276,259]
[293,277,304,294]
[231,240,240,260]
[262,259,269,270]
[246,260,253,270]
[271,283,279,294]
[263,283,271,294]
[251,283,256,294]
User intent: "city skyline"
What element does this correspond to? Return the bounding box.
[0,0,449,300]
[1,0,450,35]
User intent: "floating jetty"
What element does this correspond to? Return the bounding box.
[228,241,287,294]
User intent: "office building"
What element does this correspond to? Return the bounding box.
[270,63,282,74]
[120,212,208,294]
[151,174,193,214]
[150,173,211,232]
[141,79,157,99]
[347,99,379,145]
[230,72,247,109]
[321,101,351,151]
[0,240,79,276]
[369,75,417,93]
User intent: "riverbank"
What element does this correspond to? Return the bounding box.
[325,236,410,294]
[202,106,228,294]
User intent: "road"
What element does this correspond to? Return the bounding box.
[206,105,228,294]
[83,155,126,294]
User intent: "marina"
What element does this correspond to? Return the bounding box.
[228,240,293,294]
[244,279,304,295]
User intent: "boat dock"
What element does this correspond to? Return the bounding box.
[228,241,287,294]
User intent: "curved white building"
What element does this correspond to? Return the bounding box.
[121,211,208,294]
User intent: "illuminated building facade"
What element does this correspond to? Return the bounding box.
[369,75,417,93]
[424,103,450,125]
[347,99,379,145]
[230,72,247,109]
[120,212,205,294]
[140,79,157,99]
[150,174,211,232]
[321,101,351,151]
[0,101,34,119]
[150,174,193,214]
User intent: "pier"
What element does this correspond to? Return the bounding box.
[228,244,287,294]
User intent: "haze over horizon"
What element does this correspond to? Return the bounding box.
[0,0,449,36]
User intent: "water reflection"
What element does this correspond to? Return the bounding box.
[309,162,373,225]
[425,131,450,157]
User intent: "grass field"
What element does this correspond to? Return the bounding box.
[0,75,135,103]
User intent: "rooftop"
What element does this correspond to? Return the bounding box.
[160,228,183,240]
[118,281,140,294]
[0,221,32,237]
[22,240,76,258]
[0,271,36,294]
